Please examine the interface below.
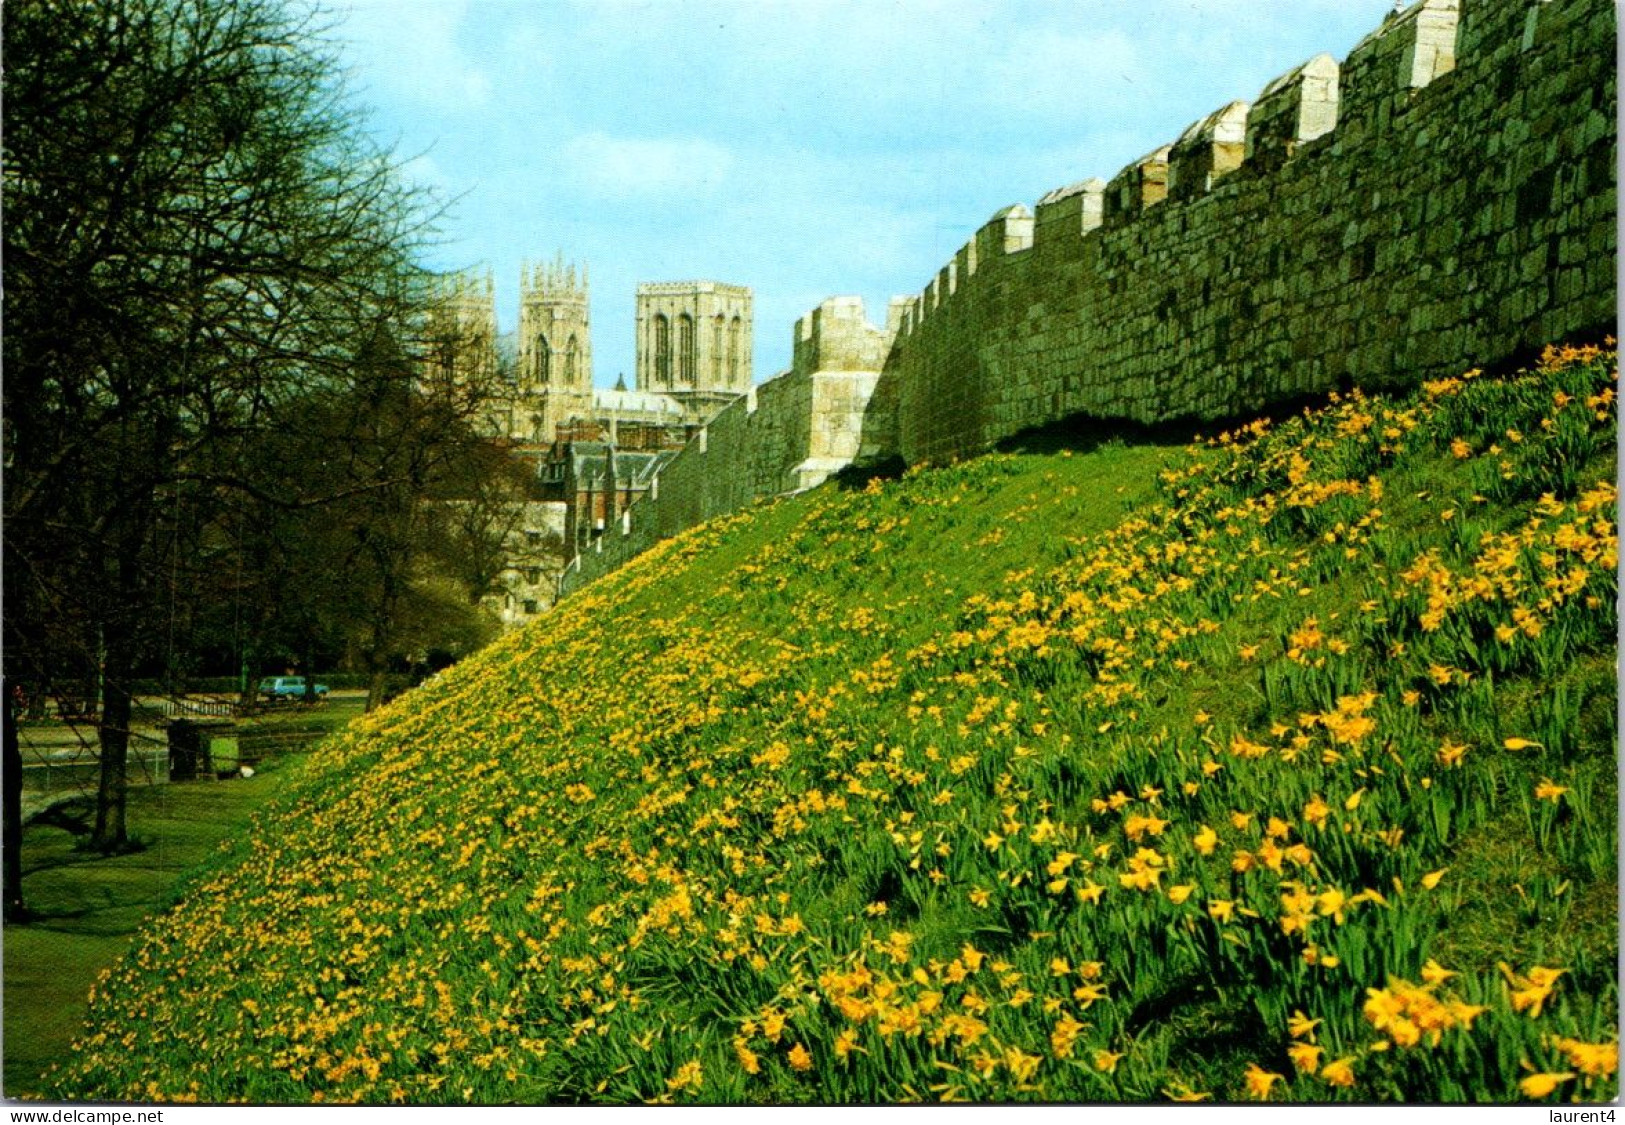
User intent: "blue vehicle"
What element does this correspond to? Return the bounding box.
[257,676,328,703]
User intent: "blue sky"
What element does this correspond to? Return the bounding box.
[332,0,1401,385]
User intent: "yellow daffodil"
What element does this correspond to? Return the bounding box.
[833,1028,861,1061]
[666,1060,704,1092]
[762,1010,787,1042]
[1500,963,1565,1017]
[1287,1042,1323,1074]
[1518,1071,1574,1099]
[1073,981,1108,1009]
[1548,1036,1620,1078]
[1320,1057,1356,1087]
[1192,824,1219,855]
[1049,1013,1084,1059]
[1243,1062,1284,1100]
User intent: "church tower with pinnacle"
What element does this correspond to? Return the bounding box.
[425,268,498,387]
[518,254,593,443]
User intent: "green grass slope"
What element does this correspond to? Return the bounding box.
[50,346,1618,1104]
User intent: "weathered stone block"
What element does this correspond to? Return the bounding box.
[1341,0,1460,126]
[1169,101,1251,200]
[1246,54,1340,170]
[1036,177,1107,246]
[973,204,1035,262]
[1104,145,1172,225]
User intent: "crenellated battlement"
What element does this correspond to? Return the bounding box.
[1035,178,1106,245]
[1338,0,1458,128]
[1105,145,1172,227]
[901,0,1476,342]
[637,280,751,297]
[892,0,1613,464]
[1168,100,1251,201]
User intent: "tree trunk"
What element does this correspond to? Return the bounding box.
[4,679,26,922]
[91,617,135,853]
[238,645,257,711]
[366,668,388,713]
[91,526,143,854]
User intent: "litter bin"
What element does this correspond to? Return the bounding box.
[167,719,240,780]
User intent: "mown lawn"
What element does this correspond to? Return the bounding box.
[4,700,362,1098]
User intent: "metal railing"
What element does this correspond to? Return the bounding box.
[157,697,243,718]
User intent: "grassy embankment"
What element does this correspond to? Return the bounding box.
[45,346,1618,1104]
[4,702,362,1097]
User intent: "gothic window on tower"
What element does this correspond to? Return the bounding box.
[536,334,550,385]
[712,315,725,382]
[678,314,695,386]
[654,314,671,385]
[565,335,579,384]
[728,316,742,383]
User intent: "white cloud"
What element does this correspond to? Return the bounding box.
[559,133,736,201]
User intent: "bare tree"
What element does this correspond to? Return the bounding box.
[4,0,440,859]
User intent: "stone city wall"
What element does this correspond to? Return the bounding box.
[559,297,897,594]
[559,0,1614,601]
[891,0,1615,463]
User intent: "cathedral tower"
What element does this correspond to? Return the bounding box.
[635,281,753,422]
[425,268,498,388]
[424,268,515,437]
[519,254,593,442]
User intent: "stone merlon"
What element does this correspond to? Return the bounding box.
[1246,53,1340,170]
[793,296,893,376]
